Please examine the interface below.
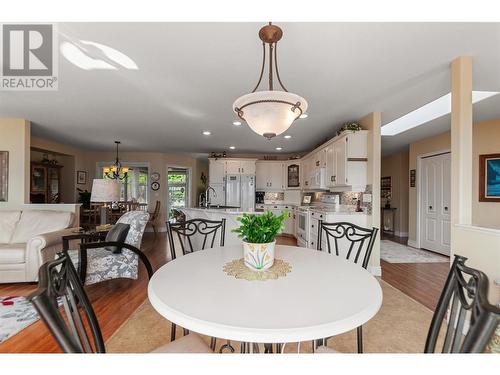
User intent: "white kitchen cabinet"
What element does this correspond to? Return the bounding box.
[256,161,284,190]
[284,161,301,189]
[209,159,226,184]
[225,159,256,175]
[324,131,368,190]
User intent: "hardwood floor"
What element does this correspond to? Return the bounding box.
[0,232,170,353]
[380,233,449,311]
[0,233,449,353]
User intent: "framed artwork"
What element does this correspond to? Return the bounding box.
[0,151,8,202]
[77,170,87,185]
[410,169,416,187]
[479,153,500,202]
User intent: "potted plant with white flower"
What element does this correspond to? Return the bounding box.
[233,210,288,271]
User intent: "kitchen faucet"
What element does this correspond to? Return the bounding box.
[205,186,217,208]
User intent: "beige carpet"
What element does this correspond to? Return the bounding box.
[107,280,442,353]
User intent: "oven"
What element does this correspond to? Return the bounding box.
[296,207,310,246]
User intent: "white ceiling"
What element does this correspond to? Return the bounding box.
[1,22,500,155]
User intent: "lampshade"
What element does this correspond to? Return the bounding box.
[233,91,308,139]
[90,179,120,203]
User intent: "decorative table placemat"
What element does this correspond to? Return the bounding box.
[223,258,292,281]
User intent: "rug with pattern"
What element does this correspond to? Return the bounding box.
[0,296,39,343]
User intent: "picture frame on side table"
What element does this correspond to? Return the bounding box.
[479,153,500,202]
[77,170,87,185]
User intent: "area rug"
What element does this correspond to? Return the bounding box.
[106,280,442,353]
[381,240,449,263]
[0,296,39,344]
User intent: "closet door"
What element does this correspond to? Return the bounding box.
[420,153,451,255]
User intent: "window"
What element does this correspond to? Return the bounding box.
[98,162,149,203]
[167,167,189,220]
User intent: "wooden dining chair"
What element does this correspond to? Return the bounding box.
[29,252,212,353]
[316,221,379,353]
[166,218,226,351]
[146,200,161,236]
[425,255,500,353]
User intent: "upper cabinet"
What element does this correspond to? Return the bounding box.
[209,158,257,185]
[325,131,368,191]
[209,159,226,184]
[256,161,284,191]
[284,161,301,189]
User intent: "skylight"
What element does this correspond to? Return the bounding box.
[381,91,499,136]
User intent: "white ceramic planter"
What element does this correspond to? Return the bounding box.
[243,240,276,271]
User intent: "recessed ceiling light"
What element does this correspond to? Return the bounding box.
[202,131,211,135]
[284,135,292,139]
[299,113,308,119]
[233,121,242,126]
[276,147,283,151]
[381,91,499,136]
[229,146,236,150]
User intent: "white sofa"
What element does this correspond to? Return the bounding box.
[0,209,79,283]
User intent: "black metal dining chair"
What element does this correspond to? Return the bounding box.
[166,218,227,351]
[316,221,379,353]
[28,252,212,353]
[425,255,500,353]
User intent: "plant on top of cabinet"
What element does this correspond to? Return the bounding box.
[337,122,362,136]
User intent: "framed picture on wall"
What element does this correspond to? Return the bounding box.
[479,153,500,202]
[77,170,87,185]
[0,151,8,202]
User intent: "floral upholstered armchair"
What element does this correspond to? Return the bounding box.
[64,211,152,285]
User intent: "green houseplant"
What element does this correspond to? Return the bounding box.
[233,210,287,271]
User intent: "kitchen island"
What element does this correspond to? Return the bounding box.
[180,207,264,246]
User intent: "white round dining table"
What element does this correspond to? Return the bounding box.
[148,245,383,344]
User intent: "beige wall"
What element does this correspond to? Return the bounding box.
[408,131,451,243]
[76,150,207,229]
[0,119,31,207]
[408,119,500,243]
[381,150,409,236]
[472,120,500,229]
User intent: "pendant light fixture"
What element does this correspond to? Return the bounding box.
[103,141,129,180]
[233,22,308,140]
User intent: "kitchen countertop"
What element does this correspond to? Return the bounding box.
[181,207,264,215]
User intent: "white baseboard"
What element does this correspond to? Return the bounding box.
[369,266,382,277]
[407,239,419,248]
[394,231,408,237]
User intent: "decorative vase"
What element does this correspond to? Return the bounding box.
[242,240,275,271]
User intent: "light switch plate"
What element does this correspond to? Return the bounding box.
[362,193,372,203]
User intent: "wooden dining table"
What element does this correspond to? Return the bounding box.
[148,245,383,350]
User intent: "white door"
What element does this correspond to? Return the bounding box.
[334,138,347,186]
[326,143,335,187]
[269,162,284,190]
[255,162,268,190]
[240,160,256,175]
[225,160,241,175]
[420,152,451,255]
[209,160,225,184]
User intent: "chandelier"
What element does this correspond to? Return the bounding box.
[233,22,308,140]
[103,141,129,180]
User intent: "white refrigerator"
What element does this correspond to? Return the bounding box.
[225,174,255,211]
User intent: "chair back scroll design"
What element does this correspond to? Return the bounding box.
[425,255,500,353]
[317,221,378,269]
[28,252,105,353]
[167,218,226,260]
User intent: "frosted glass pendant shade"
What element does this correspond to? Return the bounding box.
[233,90,308,139]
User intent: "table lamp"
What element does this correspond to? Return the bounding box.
[90,179,120,224]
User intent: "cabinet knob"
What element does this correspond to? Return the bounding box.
[444,206,448,211]
[429,205,433,210]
